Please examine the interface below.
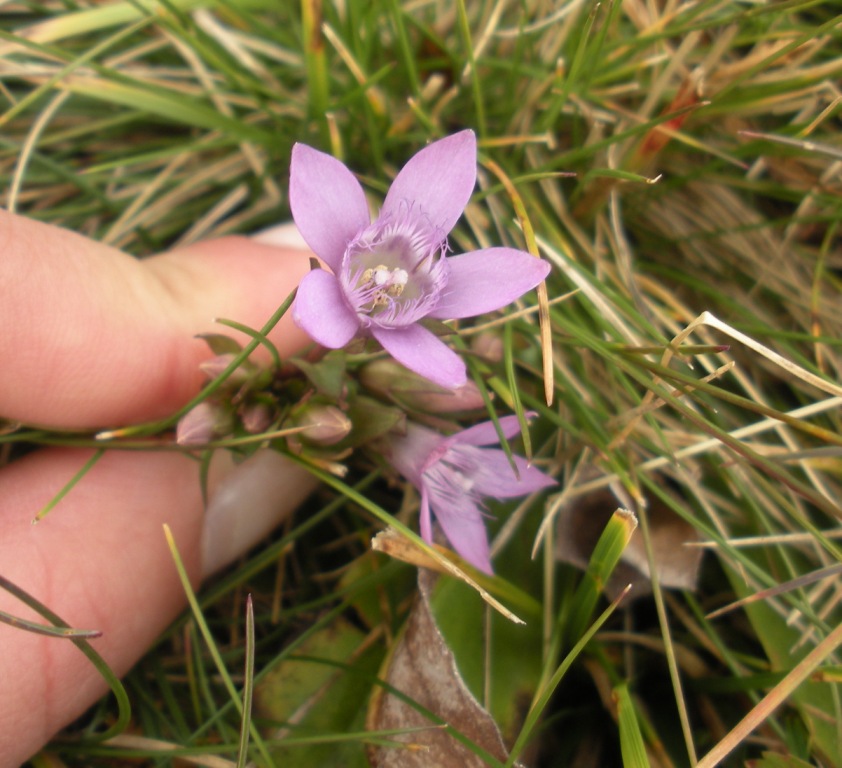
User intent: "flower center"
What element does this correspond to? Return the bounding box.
[359,264,409,306]
[340,209,449,328]
[423,443,478,495]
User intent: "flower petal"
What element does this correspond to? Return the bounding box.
[453,414,534,446]
[426,485,493,574]
[289,143,370,272]
[386,422,441,488]
[429,248,550,320]
[419,486,434,544]
[466,448,556,498]
[372,324,466,389]
[380,131,477,236]
[292,269,360,348]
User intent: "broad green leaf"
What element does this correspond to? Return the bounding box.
[338,552,415,632]
[254,616,384,766]
[340,395,405,448]
[430,575,543,747]
[750,752,817,768]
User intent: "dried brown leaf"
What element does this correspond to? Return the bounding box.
[366,571,518,767]
[555,475,703,599]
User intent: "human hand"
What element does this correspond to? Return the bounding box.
[0,210,318,765]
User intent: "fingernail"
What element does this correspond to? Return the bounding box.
[201,449,318,578]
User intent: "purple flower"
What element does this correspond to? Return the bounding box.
[289,131,550,389]
[385,415,555,574]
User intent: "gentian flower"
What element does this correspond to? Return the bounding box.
[289,131,550,388]
[385,415,555,574]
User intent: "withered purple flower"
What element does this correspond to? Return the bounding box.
[385,415,555,574]
[290,130,550,388]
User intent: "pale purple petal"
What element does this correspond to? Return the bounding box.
[465,448,556,498]
[289,143,370,272]
[380,131,477,236]
[387,422,442,488]
[419,487,434,544]
[453,414,533,446]
[293,269,360,348]
[429,248,550,320]
[425,482,493,574]
[372,324,466,389]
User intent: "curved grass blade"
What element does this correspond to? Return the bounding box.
[0,606,101,640]
[0,574,131,741]
[97,288,297,440]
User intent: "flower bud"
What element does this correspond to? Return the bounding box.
[294,404,352,446]
[471,331,504,363]
[241,401,273,434]
[199,353,252,386]
[359,359,485,413]
[176,402,233,446]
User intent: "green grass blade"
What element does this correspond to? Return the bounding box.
[564,508,638,648]
[615,682,651,768]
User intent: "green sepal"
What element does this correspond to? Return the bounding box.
[196,332,244,356]
[290,351,348,400]
[339,395,405,449]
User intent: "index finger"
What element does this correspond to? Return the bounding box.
[0,211,313,428]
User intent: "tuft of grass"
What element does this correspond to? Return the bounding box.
[3,0,841,765]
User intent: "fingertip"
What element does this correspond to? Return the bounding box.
[201,449,318,578]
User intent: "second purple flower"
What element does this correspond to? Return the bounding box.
[385,414,556,574]
[290,130,550,389]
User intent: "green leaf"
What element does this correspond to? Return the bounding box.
[13,0,226,45]
[430,576,544,747]
[254,617,384,766]
[749,752,816,768]
[338,552,415,632]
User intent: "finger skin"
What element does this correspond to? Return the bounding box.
[0,210,313,428]
[0,448,204,766]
